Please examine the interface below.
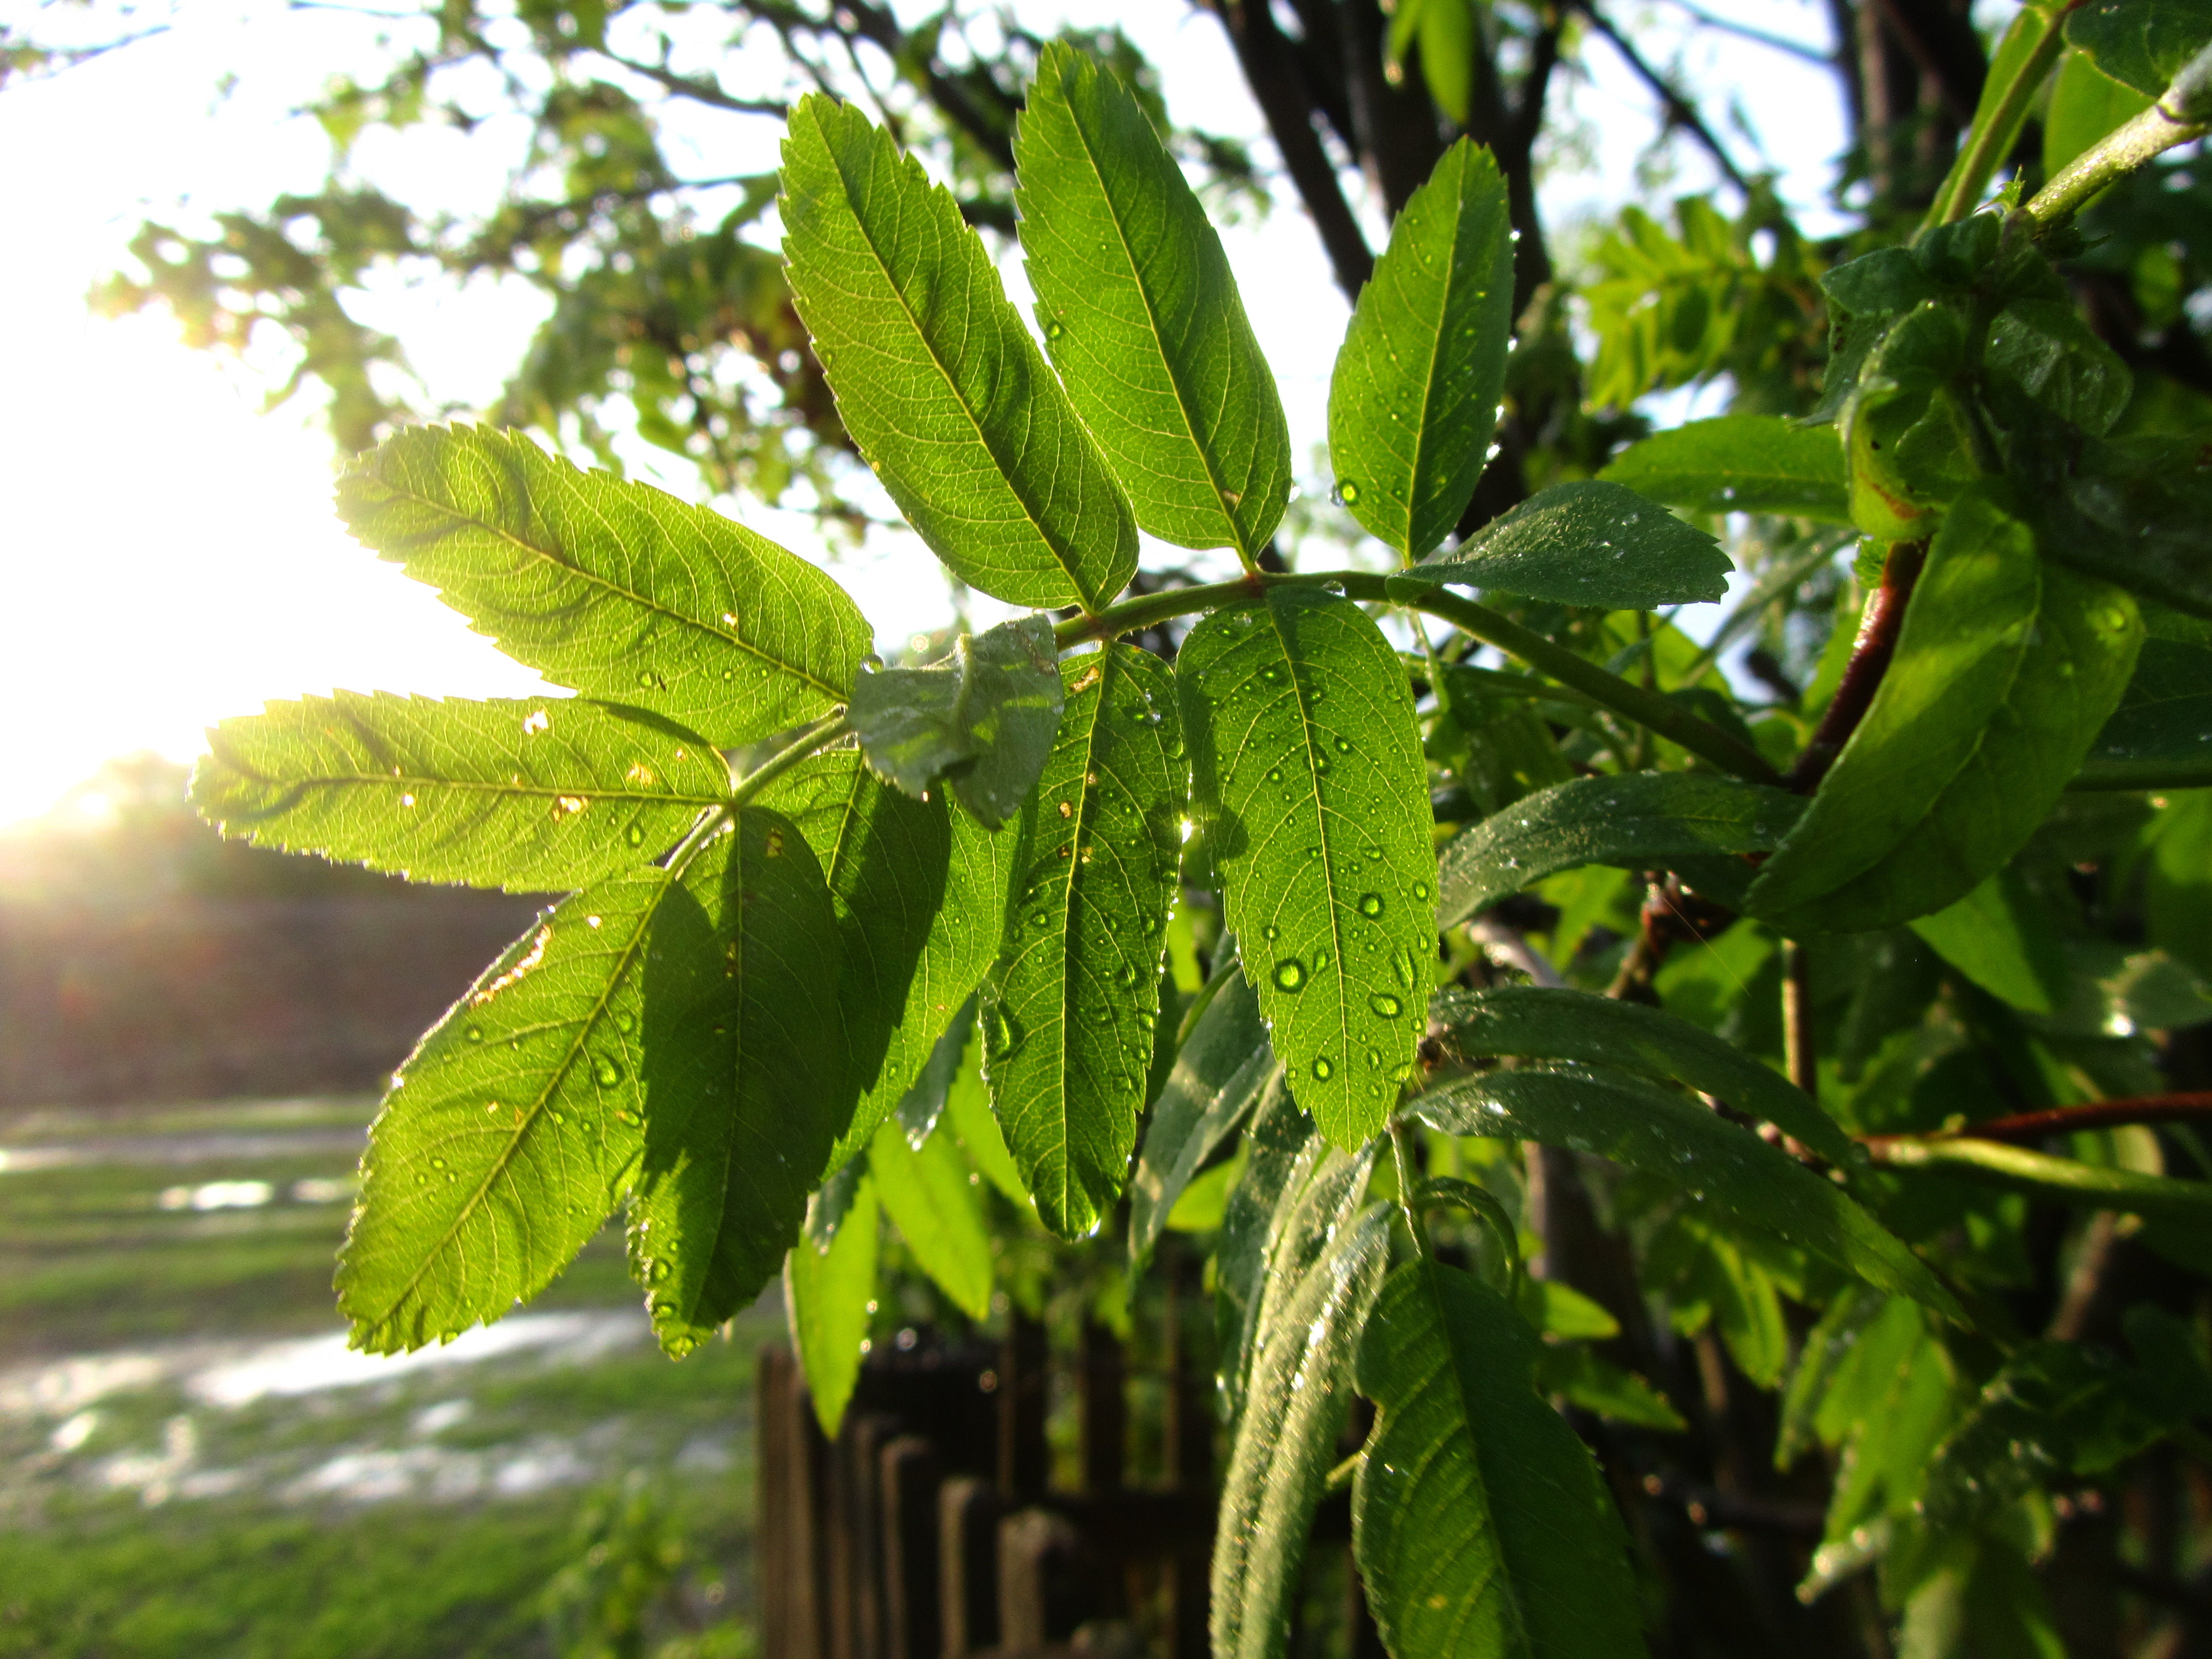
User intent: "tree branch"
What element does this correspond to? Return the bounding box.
[601,52,791,117]
[1573,2,1752,196]
[1786,539,1928,792]
[1656,0,1831,68]
[1921,1093,2212,1147]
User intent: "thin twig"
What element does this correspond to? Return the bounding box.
[1654,0,1830,68]
[1786,540,1927,792]
[1573,2,1752,195]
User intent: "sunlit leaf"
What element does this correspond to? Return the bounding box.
[785,1170,880,1437]
[1601,415,1850,521]
[1395,480,1731,609]
[1130,964,1272,1266]
[870,1114,993,1321]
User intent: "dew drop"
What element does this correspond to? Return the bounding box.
[1045,318,1066,339]
[1413,879,1431,900]
[613,1010,636,1035]
[1334,736,1352,753]
[1312,947,1330,969]
[1267,767,1284,783]
[594,1056,625,1086]
[626,822,647,847]
[1357,892,1384,919]
[1263,923,1282,941]
[1272,958,1309,993]
[1115,963,1139,988]
[1369,992,1404,1019]
[1261,665,1284,685]
[1336,480,1361,505]
[1311,1055,1335,1080]
[1366,1047,1382,1069]
[465,1026,484,1044]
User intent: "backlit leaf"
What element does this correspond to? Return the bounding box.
[1394,480,1731,609]
[1328,139,1515,562]
[1873,1136,2212,1229]
[1353,1260,1648,1659]
[2077,606,2212,788]
[984,645,1184,1237]
[195,692,727,892]
[1600,415,1850,521]
[1412,1065,1962,1319]
[870,1114,993,1321]
[2065,0,2212,97]
[337,425,868,748]
[785,1170,880,1437]
[625,811,843,1355]
[1179,588,1435,1147]
[1215,1072,1316,1424]
[1130,965,1272,1267]
[1016,44,1291,560]
[1436,772,1804,926]
[779,95,1137,610]
[2045,48,2154,174]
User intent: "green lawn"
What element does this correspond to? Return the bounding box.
[0,1096,766,1659]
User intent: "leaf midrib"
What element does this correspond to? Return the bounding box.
[238,769,729,810]
[805,105,1099,609]
[378,469,851,705]
[1055,87,1250,559]
[1397,171,1469,565]
[1042,657,1108,1221]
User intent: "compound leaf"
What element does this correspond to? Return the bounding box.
[1600,415,1851,521]
[2077,606,2212,788]
[1437,772,1804,925]
[1016,44,1291,560]
[1328,139,1515,562]
[1413,1066,1961,1320]
[337,425,867,748]
[1214,1145,1390,1659]
[195,692,727,892]
[1215,1073,1317,1424]
[1398,480,1731,609]
[1432,984,1856,1164]
[870,1114,994,1321]
[2065,0,2212,97]
[780,95,1137,610]
[847,615,1067,830]
[785,1171,880,1437]
[1353,1260,1648,1659]
[985,645,1185,1237]
[1130,965,1273,1266]
[1179,588,1435,1148]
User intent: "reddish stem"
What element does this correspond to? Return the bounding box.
[1786,539,1928,793]
[1864,1092,2212,1148]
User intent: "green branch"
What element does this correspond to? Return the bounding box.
[2025,40,2212,231]
[1055,572,1784,784]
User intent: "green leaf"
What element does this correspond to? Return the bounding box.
[1416,0,1476,123]
[1179,589,1436,1147]
[1353,1261,1649,1659]
[1985,300,2133,436]
[944,1015,1030,1208]
[1327,139,1514,562]
[983,645,1185,1237]
[1906,869,2070,1013]
[895,995,977,1145]
[1213,1151,1390,1659]
[1413,1066,1963,1320]
[337,875,667,1352]
[1746,488,2042,920]
[2079,608,2212,788]
[1390,480,1731,609]
[1130,965,1272,1267]
[778,95,1137,611]
[870,1114,993,1321]
[337,425,868,749]
[1432,984,1857,1164]
[2046,48,2155,174]
[1215,1072,1316,1424]
[1873,1136,2212,1229]
[1761,559,2143,932]
[1016,44,1292,560]
[624,811,845,1356]
[1532,1344,1687,1431]
[1843,303,1976,540]
[784,1170,880,1437]
[193,692,728,891]
[1436,772,1805,926]
[1601,415,1851,522]
[756,755,1014,1163]
[2025,430,2212,620]
[2065,0,2212,97]
[847,615,1067,830]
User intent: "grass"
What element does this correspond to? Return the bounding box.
[0,1094,768,1659]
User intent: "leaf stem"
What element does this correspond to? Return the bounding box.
[1864,1092,2212,1148]
[1056,573,1786,785]
[1927,4,2070,228]
[1390,1120,1424,1252]
[665,710,855,877]
[2024,41,2212,232]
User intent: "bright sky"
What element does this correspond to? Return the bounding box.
[0,0,1859,827]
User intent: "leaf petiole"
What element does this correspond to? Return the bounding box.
[665,710,857,877]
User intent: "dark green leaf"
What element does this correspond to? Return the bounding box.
[2046,48,2155,174]
[1985,300,2132,436]
[847,615,1067,830]
[1412,1066,1962,1318]
[1353,1261,1649,1659]
[1762,559,2142,932]
[627,810,845,1356]
[779,95,1137,610]
[1437,772,1805,926]
[1532,1344,1687,1431]
[1431,984,1856,1163]
[895,995,979,1145]
[1600,416,1851,521]
[1873,1136,2212,1229]
[1820,248,1942,318]
[1130,965,1272,1266]
[2065,0,2212,97]
[1213,1147,1389,1659]
[193,692,728,891]
[756,756,1014,1164]
[1906,869,2070,1013]
[2078,607,2212,788]
[984,645,1184,1237]
[1327,139,1514,561]
[1843,303,1976,540]
[1391,480,1730,610]
[337,875,668,1352]
[785,1170,880,1437]
[337,425,868,748]
[1179,589,1436,1147]
[1016,45,1292,560]
[2027,430,2212,620]
[1215,1072,1316,1424]
[870,1114,993,1321]
[1747,488,2043,920]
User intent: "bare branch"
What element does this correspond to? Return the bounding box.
[600,52,790,118]
[1573,2,1753,196]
